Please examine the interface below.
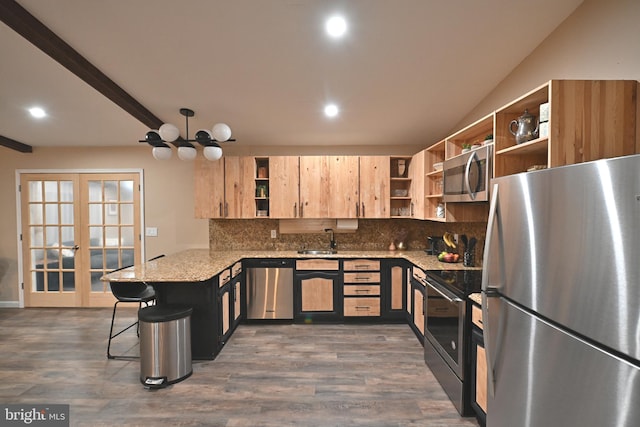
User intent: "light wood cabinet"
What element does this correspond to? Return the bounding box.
[328,156,360,218]
[194,157,225,218]
[494,80,639,177]
[410,150,427,220]
[343,259,381,317]
[294,259,341,321]
[223,156,256,218]
[269,156,300,218]
[358,156,390,218]
[299,156,359,218]
[194,156,255,219]
[299,156,330,218]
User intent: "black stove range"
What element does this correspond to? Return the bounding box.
[426,269,483,298]
[422,268,483,417]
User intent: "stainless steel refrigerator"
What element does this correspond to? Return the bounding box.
[482,154,640,427]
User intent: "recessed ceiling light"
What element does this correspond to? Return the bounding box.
[324,103,339,118]
[28,107,46,118]
[325,15,347,38]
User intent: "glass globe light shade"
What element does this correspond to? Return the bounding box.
[212,123,232,142]
[195,129,213,144]
[177,145,197,161]
[203,144,223,161]
[145,130,162,144]
[159,123,180,142]
[152,145,172,160]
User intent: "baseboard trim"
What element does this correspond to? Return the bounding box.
[0,301,21,308]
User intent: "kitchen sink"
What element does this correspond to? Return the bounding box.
[297,249,338,255]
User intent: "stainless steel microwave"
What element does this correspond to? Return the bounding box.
[443,144,493,202]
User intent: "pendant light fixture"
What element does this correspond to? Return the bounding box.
[139,108,234,161]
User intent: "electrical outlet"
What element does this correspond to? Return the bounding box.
[145,227,158,237]
[453,233,458,244]
[270,229,277,239]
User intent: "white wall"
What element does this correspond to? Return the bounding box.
[453,0,640,130]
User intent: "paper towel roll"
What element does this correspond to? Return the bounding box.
[336,219,358,231]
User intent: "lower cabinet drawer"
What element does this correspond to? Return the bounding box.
[344,285,380,296]
[344,297,380,317]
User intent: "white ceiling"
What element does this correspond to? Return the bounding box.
[0,0,583,152]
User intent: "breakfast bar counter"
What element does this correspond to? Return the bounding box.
[101,249,480,283]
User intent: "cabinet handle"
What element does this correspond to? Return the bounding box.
[362,203,365,218]
[355,306,371,311]
[354,289,371,293]
[219,202,223,217]
[293,203,297,218]
[224,202,229,218]
[410,202,414,217]
[300,203,304,218]
[355,202,359,217]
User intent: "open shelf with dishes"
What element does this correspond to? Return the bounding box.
[424,140,445,221]
[254,157,269,217]
[390,157,412,217]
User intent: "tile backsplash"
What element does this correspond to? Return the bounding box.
[210,219,486,264]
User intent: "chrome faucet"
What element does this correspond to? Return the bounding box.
[324,228,337,250]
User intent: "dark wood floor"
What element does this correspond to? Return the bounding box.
[0,308,479,427]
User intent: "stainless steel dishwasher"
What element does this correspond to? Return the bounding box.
[245,259,294,319]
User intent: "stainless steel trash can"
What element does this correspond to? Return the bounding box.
[138,306,193,388]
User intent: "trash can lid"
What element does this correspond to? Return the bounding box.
[138,305,193,323]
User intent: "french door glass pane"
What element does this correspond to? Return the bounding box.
[105,203,118,225]
[45,204,58,224]
[104,181,118,201]
[120,181,134,202]
[44,181,58,202]
[105,227,119,246]
[88,181,102,202]
[29,181,42,202]
[89,203,103,224]
[29,204,43,224]
[121,227,134,246]
[60,181,73,202]
[60,204,74,224]
[30,227,44,246]
[120,204,134,225]
[89,227,103,245]
[45,226,58,246]
[90,249,103,269]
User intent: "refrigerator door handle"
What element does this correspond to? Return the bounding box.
[464,150,477,200]
[482,182,503,397]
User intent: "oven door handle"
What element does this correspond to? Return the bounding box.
[425,280,462,303]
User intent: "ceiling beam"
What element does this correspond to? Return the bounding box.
[0,134,32,153]
[0,0,164,134]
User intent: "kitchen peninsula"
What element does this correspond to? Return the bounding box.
[102,249,479,359]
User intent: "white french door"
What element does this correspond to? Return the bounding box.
[20,172,142,307]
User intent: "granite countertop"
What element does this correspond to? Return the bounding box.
[102,249,481,283]
[469,293,482,305]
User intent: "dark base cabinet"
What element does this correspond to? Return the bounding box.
[294,259,343,323]
[381,259,408,320]
[153,279,220,360]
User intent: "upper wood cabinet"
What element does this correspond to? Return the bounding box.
[358,156,390,218]
[298,156,330,218]
[194,156,255,219]
[327,156,359,218]
[494,80,639,177]
[195,157,225,218]
[298,156,360,218]
[269,156,300,218]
